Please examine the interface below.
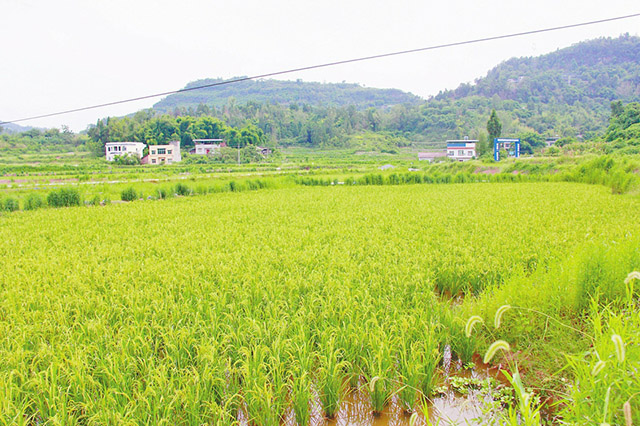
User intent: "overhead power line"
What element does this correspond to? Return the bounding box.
[2,12,640,126]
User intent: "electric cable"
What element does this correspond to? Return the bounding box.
[1,12,639,126]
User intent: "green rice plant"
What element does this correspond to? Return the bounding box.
[364,340,394,415]
[397,328,440,412]
[316,338,349,418]
[290,371,312,426]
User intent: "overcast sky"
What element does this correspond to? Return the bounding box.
[1,0,638,132]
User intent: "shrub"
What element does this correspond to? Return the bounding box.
[121,187,138,202]
[47,188,81,207]
[2,197,19,212]
[24,193,45,210]
[174,183,192,196]
[156,187,167,199]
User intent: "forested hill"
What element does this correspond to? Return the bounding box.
[439,34,640,105]
[397,34,640,142]
[152,78,423,112]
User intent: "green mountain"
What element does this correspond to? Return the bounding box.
[153,78,423,112]
[426,34,640,139]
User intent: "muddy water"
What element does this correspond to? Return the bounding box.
[240,349,510,426]
[285,360,503,426]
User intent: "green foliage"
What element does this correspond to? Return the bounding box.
[174,183,192,196]
[1,197,19,212]
[46,188,81,207]
[605,101,640,141]
[120,187,138,202]
[24,193,45,210]
[112,153,141,165]
[487,109,502,142]
[0,126,89,155]
[562,298,640,425]
[87,114,268,156]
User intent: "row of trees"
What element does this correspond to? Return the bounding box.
[86,113,267,155]
[158,96,590,149]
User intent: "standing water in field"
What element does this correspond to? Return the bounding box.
[243,357,512,426]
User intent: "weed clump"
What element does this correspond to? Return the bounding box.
[47,188,81,207]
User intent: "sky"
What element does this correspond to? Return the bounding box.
[1,0,639,132]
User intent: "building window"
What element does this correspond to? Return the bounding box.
[468,151,473,156]
[167,150,172,154]
[158,148,166,155]
[152,159,156,164]
[151,150,156,155]
[458,150,464,156]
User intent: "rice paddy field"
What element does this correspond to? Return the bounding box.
[0,182,639,425]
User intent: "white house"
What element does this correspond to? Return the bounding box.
[105,142,146,162]
[193,139,224,155]
[446,139,477,161]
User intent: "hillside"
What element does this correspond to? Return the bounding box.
[152,78,423,112]
[425,34,640,139]
[442,34,640,104]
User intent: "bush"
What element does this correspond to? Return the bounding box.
[2,197,19,212]
[121,187,138,202]
[174,183,192,196]
[113,153,141,165]
[156,187,167,199]
[47,188,81,207]
[24,193,45,210]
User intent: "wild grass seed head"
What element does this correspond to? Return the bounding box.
[465,316,484,338]
[494,305,511,329]
[483,340,511,364]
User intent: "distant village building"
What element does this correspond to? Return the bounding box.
[446,139,477,161]
[379,164,395,171]
[105,142,146,162]
[143,140,182,165]
[193,139,225,155]
[418,152,447,162]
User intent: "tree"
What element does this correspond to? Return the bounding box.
[610,100,624,119]
[487,109,502,144]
